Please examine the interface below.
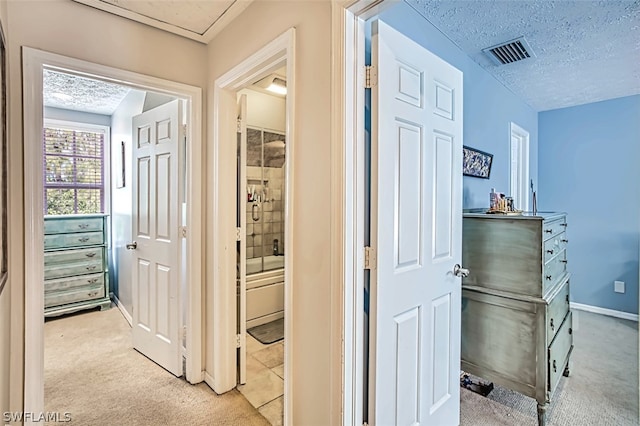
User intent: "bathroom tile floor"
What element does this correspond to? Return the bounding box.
[238,334,285,425]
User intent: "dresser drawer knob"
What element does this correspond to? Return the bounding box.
[78,237,90,242]
[550,318,555,331]
[561,239,569,243]
[566,294,569,303]
[544,229,552,234]
[553,360,557,373]
[569,328,572,335]
[78,223,89,229]
[560,260,568,264]
[87,291,98,297]
[86,265,97,271]
[546,249,554,255]
[85,252,96,258]
[561,223,568,227]
[87,278,98,284]
[545,275,552,280]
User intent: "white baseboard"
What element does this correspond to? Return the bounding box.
[570,302,638,322]
[111,293,133,326]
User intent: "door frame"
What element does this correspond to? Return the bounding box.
[22,47,204,416]
[332,1,395,424]
[207,27,295,421]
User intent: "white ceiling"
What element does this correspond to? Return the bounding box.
[405,0,640,111]
[72,0,252,43]
[44,70,131,115]
[66,0,639,112]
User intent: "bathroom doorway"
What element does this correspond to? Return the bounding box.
[236,75,287,423]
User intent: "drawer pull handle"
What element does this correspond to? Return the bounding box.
[550,318,555,331]
[78,223,89,229]
[87,278,98,284]
[569,328,572,335]
[566,294,569,303]
[78,237,90,242]
[86,265,97,271]
[553,360,557,373]
[544,229,552,234]
[85,252,96,258]
[546,275,552,280]
[546,249,554,255]
[561,239,569,243]
[561,223,568,227]
[88,291,98,297]
[561,260,568,264]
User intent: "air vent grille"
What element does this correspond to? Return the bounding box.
[483,37,535,65]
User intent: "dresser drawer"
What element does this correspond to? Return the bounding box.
[44,272,105,293]
[548,311,572,395]
[543,232,568,263]
[44,231,104,249]
[44,258,104,279]
[542,217,567,241]
[44,247,103,266]
[45,216,104,234]
[546,280,570,344]
[543,249,567,293]
[44,283,105,308]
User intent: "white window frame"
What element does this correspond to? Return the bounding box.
[43,118,111,216]
[509,122,530,212]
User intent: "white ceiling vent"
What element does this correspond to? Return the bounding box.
[483,37,535,65]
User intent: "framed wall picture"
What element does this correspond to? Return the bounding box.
[463,146,493,179]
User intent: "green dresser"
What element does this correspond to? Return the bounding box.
[44,214,111,317]
[461,212,572,426]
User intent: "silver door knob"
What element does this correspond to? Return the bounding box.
[453,264,469,278]
[126,241,137,250]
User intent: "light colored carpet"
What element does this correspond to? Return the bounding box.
[460,309,639,425]
[44,306,269,426]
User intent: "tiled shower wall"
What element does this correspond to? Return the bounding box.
[246,165,285,259]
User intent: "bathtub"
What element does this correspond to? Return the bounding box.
[246,255,284,275]
[246,256,284,328]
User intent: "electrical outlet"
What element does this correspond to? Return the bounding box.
[614,281,625,293]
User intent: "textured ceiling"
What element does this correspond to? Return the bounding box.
[72,0,252,43]
[406,0,640,111]
[44,70,131,115]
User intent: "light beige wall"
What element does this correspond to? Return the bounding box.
[5,0,208,413]
[207,1,338,424]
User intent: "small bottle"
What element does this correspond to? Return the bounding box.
[273,239,279,256]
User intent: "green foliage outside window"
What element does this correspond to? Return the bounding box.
[44,127,104,215]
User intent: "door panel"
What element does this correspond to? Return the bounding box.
[132,99,183,377]
[370,20,463,425]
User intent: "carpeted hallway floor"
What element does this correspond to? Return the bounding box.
[45,305,638,425]
[44,306,269,425]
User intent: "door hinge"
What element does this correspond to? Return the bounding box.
[236,334,242,348]
[365,65,377,88]
[182,124,187,138]
[236,227,242,242]
[236,118,242,133]
[181,226,187,238]
[182,326,187,341]
[364,246,376,270]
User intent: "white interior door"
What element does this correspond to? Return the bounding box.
[131,99,184,377]
[369,20,463,425]
[237,94,248,385]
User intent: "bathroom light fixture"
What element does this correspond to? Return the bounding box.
[254,74,287,95]
[266,77,287,95]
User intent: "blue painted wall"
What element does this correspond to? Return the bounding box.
[539,95,640,315]
[379,2,538,209]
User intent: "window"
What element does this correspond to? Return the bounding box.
[43,121,109,215]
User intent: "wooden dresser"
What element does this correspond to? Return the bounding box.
[461,211,572,426]
[44,214,111,317]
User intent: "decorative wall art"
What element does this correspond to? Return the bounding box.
[463,146,493,179]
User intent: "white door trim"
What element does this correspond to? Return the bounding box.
[509,121,530,211]
[207,28,295,423]
[22,47,204,419]
[332,1,393,424]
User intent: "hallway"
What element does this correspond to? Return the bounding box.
[44,307,268,425]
